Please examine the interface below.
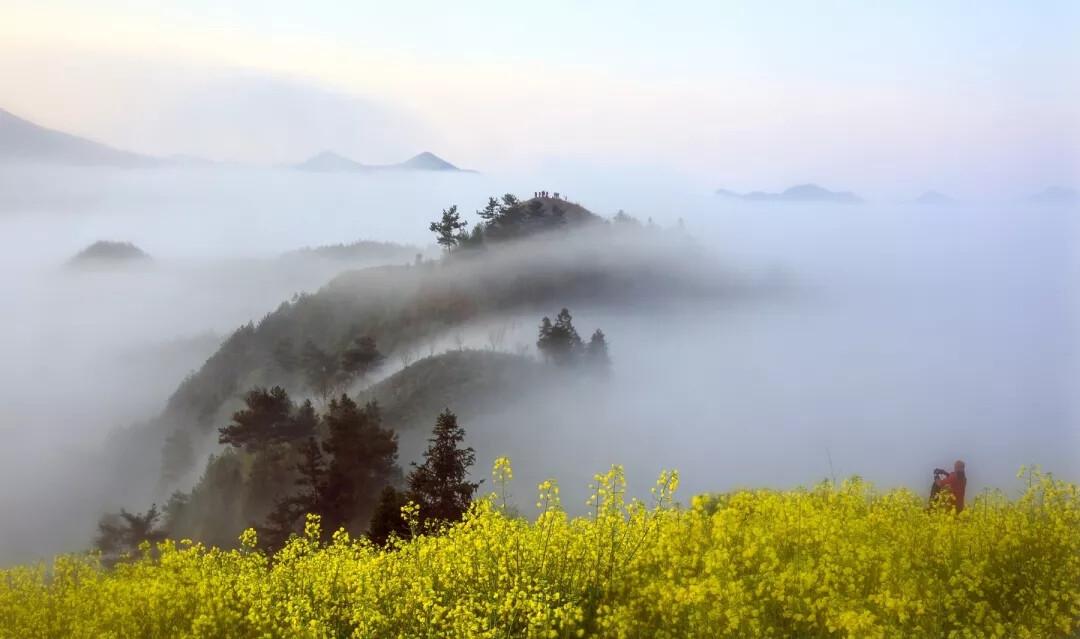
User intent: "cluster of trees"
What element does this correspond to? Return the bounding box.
[273,335,385,402]
[430,193,571,251]
[98,389,481,555]
[537,308,610,369]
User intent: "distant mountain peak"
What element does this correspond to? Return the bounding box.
[913,190,956,205]
[716,183,863,203]
[292,150,469,172]
[1028,186,1077,205]
[402,151,458,171]
[0,106,161,167]
[67,241,152,267]
[293,150,367,172]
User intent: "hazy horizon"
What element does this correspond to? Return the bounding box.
[2,1,1077,197]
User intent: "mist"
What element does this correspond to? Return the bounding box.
[1,163,1077,564]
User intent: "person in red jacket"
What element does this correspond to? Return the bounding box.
[931,460,967,512]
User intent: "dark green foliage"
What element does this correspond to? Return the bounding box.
[407,410,480,527]
[95,504,166,558]
[341,336,384,380]
[150,193,692,491]
[368,486,410,546]
[261,437,326,549]
[218,386,314,451]
[164,451,248,548]
[537,309,611,368]
[430,205,467,250]
[537,308,583,364]
[476,196,501,222]
[321,397,400,533]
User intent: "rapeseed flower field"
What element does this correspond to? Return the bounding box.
[2,463,1078,638]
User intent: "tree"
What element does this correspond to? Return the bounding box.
[341,336,384,381]
[321,397,400,533]
[95,504,167,559]
[262,437,326,549]
[407,409,480,527]
[301,340,340,402]
[537,308,583,365]
[218,386,296,451]
[476,196,501,222]
[586,329,611,369]
[272,337,300,373]
[368,485,410,546]
[429,205,467,251]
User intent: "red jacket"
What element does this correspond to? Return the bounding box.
[934,471,967,512]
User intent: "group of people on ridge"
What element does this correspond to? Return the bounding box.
[534,191,563,199]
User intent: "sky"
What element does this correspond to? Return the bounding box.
[1,1,1078,196]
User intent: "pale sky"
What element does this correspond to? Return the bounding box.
[1,1,1077,195]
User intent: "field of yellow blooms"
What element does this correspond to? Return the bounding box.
[2,463,1079,638]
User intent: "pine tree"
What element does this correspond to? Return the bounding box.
[218,386,294,451]
[429,205,467,251]
[368,486,410,546]
[321,397,400,533]
[407,409,480,527]
[95,504,167,559]
[586,329,611,369]
[537,308,583,365]
[476,196,501,222]
[341,336,384,382]
[262,437,326,549]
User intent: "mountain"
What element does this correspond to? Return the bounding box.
[1028,186,1078,205]
[67,241,152,266]
[292,150,368,172]
[0,107,161,167]
[292,150,469,172]
[912,190,956,205]
[281,239,421,263]
[359,350,543,432]
[716,183,863,204]
[400,151,460,171]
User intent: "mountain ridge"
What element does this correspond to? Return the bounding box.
[291,150,471,173]
[716,183,864,204]
[0,108,162,167]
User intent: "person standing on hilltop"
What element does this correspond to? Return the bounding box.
[931,460,967,512]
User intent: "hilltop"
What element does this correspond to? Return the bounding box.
[359,350,543,431]
[148,205,714,488]
[67,241,152,266]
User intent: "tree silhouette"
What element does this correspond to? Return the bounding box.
[407,409,480,527]
[320,397,400,533]
[95,504,167,559]
[586,329,611,369]
[218,386,299,451]
[537,308,584,365]
[429,205,467,251]
[341,336,385,382]
[368,486,410,546]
